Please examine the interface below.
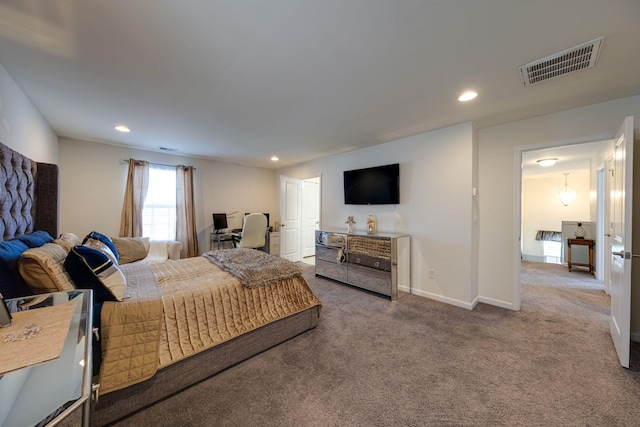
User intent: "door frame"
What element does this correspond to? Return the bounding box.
[596,163,606,284]
[514,134,612,311]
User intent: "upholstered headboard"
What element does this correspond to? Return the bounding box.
[0,142,59,240]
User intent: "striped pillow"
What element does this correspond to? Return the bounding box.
[83,231,120,264]
[65,246,127,302]
[18,243,75,294]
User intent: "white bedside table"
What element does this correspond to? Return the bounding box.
[0,290,93,427]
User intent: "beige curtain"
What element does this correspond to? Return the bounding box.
[119,159,149,237]
[176,165,199,257]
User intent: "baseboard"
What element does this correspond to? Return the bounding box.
[410,288,476,310]
[477,296,515,311]
[409,289,514,311]
[408,289,515,311]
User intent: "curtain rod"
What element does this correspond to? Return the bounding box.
[122,158,196,170]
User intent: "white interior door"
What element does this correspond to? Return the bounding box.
[301,177,320,258]
[604,155,614,295]
[280,175,301,262]
[609,116,633,368]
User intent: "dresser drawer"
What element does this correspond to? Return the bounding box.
[347,263,392,296]
[315,259,348,283]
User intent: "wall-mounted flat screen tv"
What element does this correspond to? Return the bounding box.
[344,163,400,205]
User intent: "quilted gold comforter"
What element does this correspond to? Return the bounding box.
[99,256,321,394]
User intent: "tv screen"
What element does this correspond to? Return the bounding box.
[212,213,228,232]
[344,163,400,205]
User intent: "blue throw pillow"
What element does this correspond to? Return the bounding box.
[0,239,29,266]
[64,246,127,303]
[0,239,32,299]
[83,231,119,263]
[82,239,118,265]
[17,230,54,248]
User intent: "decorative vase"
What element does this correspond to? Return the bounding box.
[574,222,586,239]
[367,215,376,235]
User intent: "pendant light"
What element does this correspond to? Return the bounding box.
[558,173,576,206]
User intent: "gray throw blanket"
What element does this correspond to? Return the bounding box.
[202,248,303,288]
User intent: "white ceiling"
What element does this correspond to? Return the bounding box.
[0,1,639,169]
[521,141,608,178]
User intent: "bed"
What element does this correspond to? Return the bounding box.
[0,142,322,426]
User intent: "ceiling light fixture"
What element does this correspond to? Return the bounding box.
[558,173,577,206]
[458,91,477,102]
[114,125,130,133]
[537,158,557,167]
[271,156,279,161]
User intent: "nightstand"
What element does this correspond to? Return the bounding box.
[0,290,93,427]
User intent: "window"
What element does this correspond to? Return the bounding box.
[142,165,176,240]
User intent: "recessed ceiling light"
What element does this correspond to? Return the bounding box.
[458,91,477,102]
[271,156,279,161]
[114,125,130,133]
[537,158,558,167]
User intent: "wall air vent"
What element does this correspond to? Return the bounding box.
[159,146,178,152]
[519,37,604,86]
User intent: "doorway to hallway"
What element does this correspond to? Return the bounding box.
[279,175,321,262]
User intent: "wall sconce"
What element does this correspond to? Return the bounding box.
[558,173,576,206]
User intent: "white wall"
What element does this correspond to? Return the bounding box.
[522,173,591,260]
[479,94,640,334]
[58,138,278,254]
[278,122,478,308]
[280,95,640,337]
[0,63,57,163]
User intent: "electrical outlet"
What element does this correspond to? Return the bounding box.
[428,269,435,279]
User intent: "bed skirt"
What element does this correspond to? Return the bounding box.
[93,305,320,426]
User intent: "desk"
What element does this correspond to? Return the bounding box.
[210,232,237,250]
[211,231,280,254]
[0,290,93,427]
[567,238,595,274]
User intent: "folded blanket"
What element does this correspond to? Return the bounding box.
[535,230,562,242]
[99,263,164,393]
[202,248,303,288]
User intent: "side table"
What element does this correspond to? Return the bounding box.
[567,238,595,274]
[0,290,93,427]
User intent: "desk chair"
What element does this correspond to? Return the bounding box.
[232,213,267,249]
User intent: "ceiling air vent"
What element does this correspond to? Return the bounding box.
[519,37,604,86]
